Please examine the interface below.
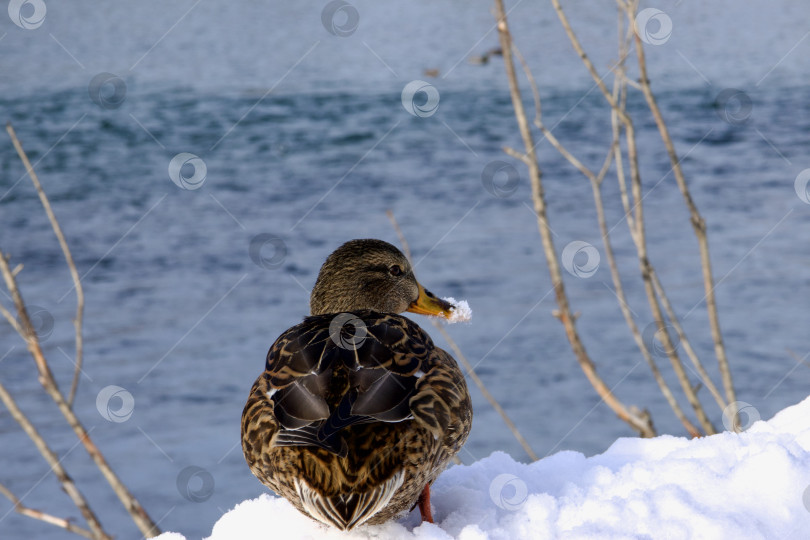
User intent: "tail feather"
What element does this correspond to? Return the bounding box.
[294,471,405,530]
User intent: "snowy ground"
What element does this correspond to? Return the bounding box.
[157,397,810,539]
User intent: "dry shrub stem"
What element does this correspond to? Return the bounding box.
[386,211,540,461]
[493,0,737,436]
[494,0,656,438]
[624,5,737,419]
[548,0,734,434]
[1,125,161,537]
[593,7,717,434]
[514,18,701,437]
[0,481,96,539]
[7,123,85,408]
[0,383,109,540]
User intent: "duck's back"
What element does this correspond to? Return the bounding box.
[241,310,471,530]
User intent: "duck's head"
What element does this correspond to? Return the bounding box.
[309,239,455,318]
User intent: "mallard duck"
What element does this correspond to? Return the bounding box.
[241,239,472,530]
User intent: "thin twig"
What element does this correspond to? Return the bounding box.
[0,253,160,536]
[0,300,24,335]
[435,323,540,461]
[559,80,700,435]
[513,40,614,188]
[618,94,716,434]
[619,135,716,435]
[650,270,725,409]
[502,146,531,166]
[604,26,698,434]
[622,5,736,421]
[549,0,629,121]
[608,17,702,437]
[6,123,85,408]
[590,0,716,434]
[0,482,96,539]
[511,45,542,126]
[533,6,700,437]
[494,0,655,437]
[386,211,540,461]
[547,0,719,434]
[0,382,110,540]
[611,18,635,235]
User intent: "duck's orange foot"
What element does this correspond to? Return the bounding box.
[417,484,434,523]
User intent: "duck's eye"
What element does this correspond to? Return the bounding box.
[389,265,403,277]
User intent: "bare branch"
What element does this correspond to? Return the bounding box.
[549,0,627,119]
[512,40,616,188]
[618,111,717,435]
[1,252,53,378]
[601,98,701,435]
[611,19,636,236]
[6,123,85,408]
[0,299,24,335]
[0,381,110,540]
[509,0,727,436]
[543,0,716,434]
[0,250,160,536]
[0,482,96,539]
[531,10,700,437]
[502,146,531,166]
[650,270,725,410]
[603,14,702,437]
[494,0,655,437]
[622,6,736,419]
[511,44,542,126]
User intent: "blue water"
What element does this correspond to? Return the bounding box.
[2,1,810,538]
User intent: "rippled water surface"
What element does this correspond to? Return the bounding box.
[2,1,809,538]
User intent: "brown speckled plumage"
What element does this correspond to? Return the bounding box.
[241,240,472,530]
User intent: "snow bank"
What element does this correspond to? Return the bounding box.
[158,397,810,539]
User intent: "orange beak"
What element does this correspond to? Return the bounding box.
[406,282,455,318]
